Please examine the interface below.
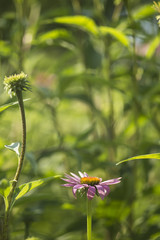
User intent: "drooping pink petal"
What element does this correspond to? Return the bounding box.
[101,185,110,196]
[101,177,122,185]
[62,183,75,187]
[64,174,80,183]
[83,172,89,177]
[78,171,86,178]
[61,178,78,184]
[72,184,85,198]
[70,172,80,181]
[99,178,102,182]
[96,185,106,200]
[87,186,96,200]
[81,184,89,187]
[65,174,80,182]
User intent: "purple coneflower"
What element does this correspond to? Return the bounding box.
[62,171,121,240]
[62,171,121,200]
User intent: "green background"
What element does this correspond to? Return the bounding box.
[1,0,160,239]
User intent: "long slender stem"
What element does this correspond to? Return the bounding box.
[3,90,26,240]
[12,90,26,185]
[87,199,92,240]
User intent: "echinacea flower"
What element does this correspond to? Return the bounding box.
[62,171,121,200]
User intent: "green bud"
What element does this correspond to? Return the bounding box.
[4,72,31,97]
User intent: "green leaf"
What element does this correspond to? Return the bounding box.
[0,179,11,198]
[54,15,99,36]
[0,101,19,112]
[132,4,156,20]
[37,29,73,44]
[0,179,11,210]
[146,34,160,59]
[99,26,130,48]
[13,176,61,202]
[116,153,160,165]
[5,142,20,156]
[0,98,30,113]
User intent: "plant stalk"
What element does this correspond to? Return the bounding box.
[3,90,26,240]
[87,199,92,240]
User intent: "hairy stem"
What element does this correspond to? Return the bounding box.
[87,199,92,240]
[3,90,26,240]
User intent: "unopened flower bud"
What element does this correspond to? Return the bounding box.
[4,72,31,97]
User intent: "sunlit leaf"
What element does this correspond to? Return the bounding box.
[54,15,99,36]
[37,29,73,44]
[13,175,61,202]
[132,4,155,20]
[99,26,130,48]
[150,231,160,240]
[146,34,160,59]
[5,142,20,156]
[116,153,160,165]
[0,98,30,113]
[0,101,19,112]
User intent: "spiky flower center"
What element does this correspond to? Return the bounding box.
[4,72,31,97]
[80,177,100,186]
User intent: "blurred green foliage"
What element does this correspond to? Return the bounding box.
[1,0,160,239]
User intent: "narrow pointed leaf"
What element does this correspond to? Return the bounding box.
[132,4,155,20]
[37,29,72,44]
[54,16,99,36]
[99,26,130,48]
[116,153,160,165]
[5,142,20,156]
[0,98,30,113]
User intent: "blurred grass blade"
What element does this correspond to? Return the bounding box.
[99,26,130,48]
[54,15,99,36]
[0,98,30,113]
[116,153,160,165]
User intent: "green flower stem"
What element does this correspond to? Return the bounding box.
[87,199,92,240]
[3,90,26,240]
[12,90,26,185]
